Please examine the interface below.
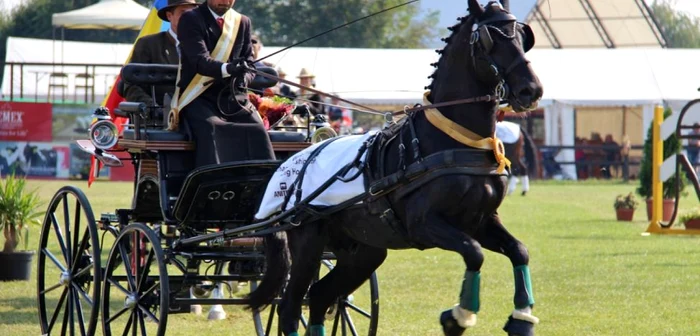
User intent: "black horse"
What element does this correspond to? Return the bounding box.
[248,1,544,335]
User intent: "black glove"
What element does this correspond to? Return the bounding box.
[226,58,253,77]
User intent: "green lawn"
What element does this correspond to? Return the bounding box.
[2,179,700,336]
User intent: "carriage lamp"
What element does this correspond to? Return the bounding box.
[88,107,119,150]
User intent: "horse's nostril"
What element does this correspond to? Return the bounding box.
[517,87,533,98]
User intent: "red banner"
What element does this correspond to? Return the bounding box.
[0,102,53,141]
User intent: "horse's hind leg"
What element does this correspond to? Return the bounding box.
[409,214,486,336]
[278,224,328,336]
[476,215,538,336]
[306,243,387,334]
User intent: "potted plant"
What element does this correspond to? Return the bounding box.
[679,208,700,230]
[0,173,44,281]
[637,107,686,221]
[614,193,638,221]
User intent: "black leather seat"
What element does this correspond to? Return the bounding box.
[122,128,189,141]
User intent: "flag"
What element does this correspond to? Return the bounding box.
[88,0,172,187]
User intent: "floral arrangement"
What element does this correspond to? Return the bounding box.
[614,193,639,210]
[248,93,295,130]
[678,208,700,226]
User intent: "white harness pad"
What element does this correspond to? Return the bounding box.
[255,132,375,220]
[496,121,521,144]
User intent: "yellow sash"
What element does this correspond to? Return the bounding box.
[422,91,511,174]
[167,9,243,131]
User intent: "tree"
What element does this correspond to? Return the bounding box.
[637,107,686,200]
[235,0,440,49]
[650,1,700,48]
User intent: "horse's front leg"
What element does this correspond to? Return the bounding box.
[476,215,538,336]
[408,213,485,336]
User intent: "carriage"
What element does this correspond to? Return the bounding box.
[36,63,379,336]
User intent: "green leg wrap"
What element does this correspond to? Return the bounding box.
[289,332,299,336]
[305,325,325,336]
[513,265,535,309]
[458,270,481,312]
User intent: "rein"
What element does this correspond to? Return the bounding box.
[247,67,503,118]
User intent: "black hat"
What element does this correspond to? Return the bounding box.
[158,0,199,22]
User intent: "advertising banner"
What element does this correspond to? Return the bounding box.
[0,141,70,178]
[0,101,53,141]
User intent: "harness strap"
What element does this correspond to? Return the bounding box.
[368,148,504,197]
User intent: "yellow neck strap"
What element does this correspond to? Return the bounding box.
[422,91,511,174]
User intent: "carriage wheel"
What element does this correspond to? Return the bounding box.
[252,259,380,336]
[37,186,101,336]
[102,223,169,336]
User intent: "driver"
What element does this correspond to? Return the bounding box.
[169,0,275,168]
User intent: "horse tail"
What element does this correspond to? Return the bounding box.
[246,231,291,311]
[520,128,539,177]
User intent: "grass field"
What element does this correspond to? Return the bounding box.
[2,179,700,336]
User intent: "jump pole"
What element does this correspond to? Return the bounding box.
[644,105,700,235]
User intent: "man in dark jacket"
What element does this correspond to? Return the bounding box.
[169,0,275,168]
[124,0,197,108]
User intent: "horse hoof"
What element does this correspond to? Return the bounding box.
[503,316,535,336]
[190,304,202,315]
[440,309,466,336]
[207,309,226,320]
[521,191,527,196]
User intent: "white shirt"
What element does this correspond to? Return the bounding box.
[168,28,178,49]
[208,6,231,78]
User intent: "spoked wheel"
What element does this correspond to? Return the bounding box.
[37,186,101,336]
[252,259,380,336]
[102,223,169,336]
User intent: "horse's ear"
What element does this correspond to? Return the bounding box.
[468,0,484,17]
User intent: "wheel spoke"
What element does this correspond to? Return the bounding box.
[137,303,159,324]
[345,302,371,319]
[140,281,160,298]
[62,194,73,267]
[117,240,136,289]
[120,311,134,336]
[106,306,130,324]
[137,248,154,293]
[108,278,131,296]
[72,282,94,307]
[42,248,67,273]
[138,310,147,336]
[331,304,341,336]
[50,213,70,266]
[71,228,91,274]
[71,200,82,270]
[40,282,63,295]
[73,262,94,279]
[132,310,138,336]
[60,288,70,336]
[341,308,358,336]
[265,303,276,335]
[72,287,87,336]
[48,287,68,333]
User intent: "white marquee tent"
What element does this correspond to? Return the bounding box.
[4,37,700,180]
[51,0,149,30]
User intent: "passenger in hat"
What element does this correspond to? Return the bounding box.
[292,68,324,115]
[275,67,293,98]
[124,0,198,110]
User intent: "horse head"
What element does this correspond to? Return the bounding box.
[428,0,543,137]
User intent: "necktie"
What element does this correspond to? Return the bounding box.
[216,18,224,29]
